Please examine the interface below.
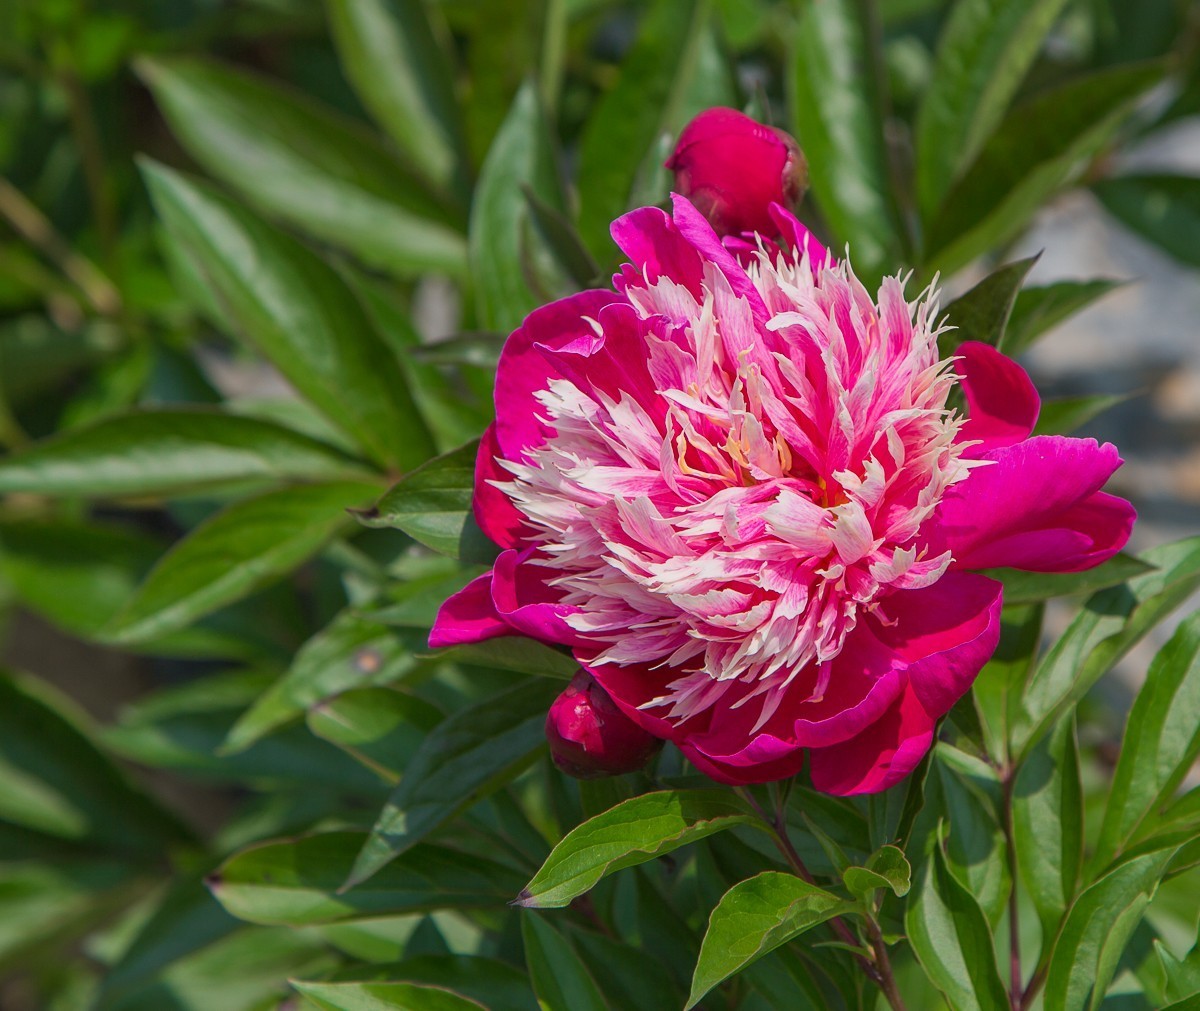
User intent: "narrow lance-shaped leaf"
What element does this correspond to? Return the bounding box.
[325,0,468,199]
[292,980,486,1011]
[1093,174,1200,269]
[1003,278,1124,356]
[1032,392,1132,437]
[982,555,1155,607]
[521,915,608,1011]
[346,679,557,888]
[1012,714,1083,941]
[0,409,369,498]
[1092,613,1200,872]
[306,687,443,783]
[210,831,525,926]
[916,0,1073,215]
[105,481,380,645]
[687,871,854,1009]
[1044,843,1180,1011]
[971,603,1043,771]
[137,55,466,277]
[905,837,1009,1011]
[924,63,1165,277]
[518,789,763,908]
[790,0,901,276]
[938,254,1038,357]
[142,161,435,471]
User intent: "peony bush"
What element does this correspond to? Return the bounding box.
[0,2,1198,1010]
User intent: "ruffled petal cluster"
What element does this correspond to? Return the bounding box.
[431,195,1134,795]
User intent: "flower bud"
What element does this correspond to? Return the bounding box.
[665,107,808,237]
[545,670,661,779]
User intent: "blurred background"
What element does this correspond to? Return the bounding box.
[0,0,1196,1007]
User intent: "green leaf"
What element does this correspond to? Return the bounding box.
[576,0,736,261]
[1093,614,1200,872]
[307,687,443,782]
[435,638,579,680]
[971,605,1043,771]
[223,610,421,754]
[355,441,497,564]
[1012,714,1083,941]
[1013,536,1200,759]
[915,0,1073,215]
[142,161,435,471]
[314,957,536,1011]
[843,845,911,899]
[211,831,525,926]
[294,980,486,1011]
[1094,174,1200,269]
[106,481,379,644]
[518,789,762,908]
[325,0,468,199]
[521,915,608,1011]
[1003,279,1124,356]
[469,80,569,334]
[569,922,686,1011]
[905,838,1009,1011]
[0,409,369,498]
[136,56,466,277]
[347,680,557,887]
[1156,938,1200,1004]
[0,673,191,856]
[924,63,1164,276]
[790,0,901,275]
[938,255,1038,356]
[1033,392,1133,436]
[1044,845,1179,1011]
[686,871,853,1008]
[982,554,1156,606]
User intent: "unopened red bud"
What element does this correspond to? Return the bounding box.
[545,670,662,779]
[665,107,808,237]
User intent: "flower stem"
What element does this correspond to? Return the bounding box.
[1002,769,1022,1010]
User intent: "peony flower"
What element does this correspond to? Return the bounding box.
[545,669,662,778]
[665,107,807,238]
[430,195,1134,795]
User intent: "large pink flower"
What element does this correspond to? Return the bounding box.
[430,195,1134,795]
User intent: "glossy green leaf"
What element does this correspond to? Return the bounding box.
[916,0,1072,215]
[105,481,379,644]
[469,80,569,334]
[223,610,421,754]
[307,687,443,782]
[1044,845,1179,1011]
[435,637,578,680]
[905,839,1008,1011]
[0,673,191,855]
[971,603,1042,769]
[347,680,557,887]
[1013,536,1200,759]
[315,957,536,1011]
[843,844,911,899]
[576,0,735,261]
[518,789,762,908]
[1156,938,1200,1005]
[137,56,465,277]
[294,980,485,1011]
[0,409,367,498]
[925,63,1164,276]
[521,915,608,1011]
[790,0,901,274]
[211,831,524,926]
[938,255,1038,356]
[570,922,685,1011]
[687,871,853,1008]
[1033,392,1133,436]
[1094,174,1200,269]
[143,161,434,471]
[325,0,467,198]
[1093,614,1200,872]
[1003,279,1125,356]
[983,554,1156,606]
[355,441,497,564]
[1012,714,1082,941]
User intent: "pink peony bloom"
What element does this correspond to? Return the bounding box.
[665,107,807,238]
[430,195,1134,795]
[546,669,662,779]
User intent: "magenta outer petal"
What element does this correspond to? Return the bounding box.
[939,435,1133,572]
[808,688,936,796]
[493,289,621,461]
[955,341,1040,452]
[490,549,592,649]
[680,740,808,786]
[610,205,706,297]
[473,424,527,550]
[428,571,509,648]
[768,203,829,266]
[870,572,1003,719]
